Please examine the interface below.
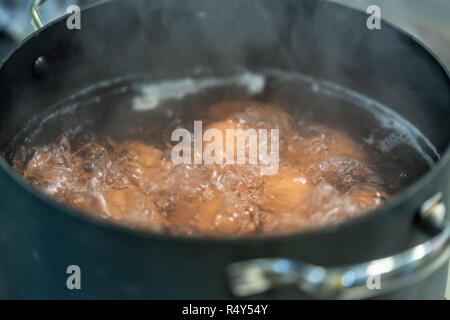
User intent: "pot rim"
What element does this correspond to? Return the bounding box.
[0,0,449,245]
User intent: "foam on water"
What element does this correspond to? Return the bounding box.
[132,72,266,111]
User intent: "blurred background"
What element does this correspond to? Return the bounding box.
[329,0,450,68]
[0,0,449,299]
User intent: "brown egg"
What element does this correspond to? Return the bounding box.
[346,185,388,209]
[196,192,227,233]
[260,166,312,213]
[235,104,295,132]
[212,198,260,237]
[283,128,367,167]
[168,189,259,237]
[22,140,82,197]
[63,186,97,214]
[167,190,225,236]
[308,156,378,192]
[115,141,172,191]
[116,141,164,167]
[24,165,76,197]
[207,99,294,125]
[204,120,247,163]
[297,183,351,226]
[208,164,265,200]
[99,186,165,231]
[204,119,282,166]
[259,211,309,235]
[204,120,245,139]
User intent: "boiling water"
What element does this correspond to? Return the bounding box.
[10,70,438,237]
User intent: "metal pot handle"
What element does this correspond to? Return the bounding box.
[227,202,449,299]
[31,0,50,30]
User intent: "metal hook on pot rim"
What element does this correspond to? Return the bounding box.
[30,0,50,30]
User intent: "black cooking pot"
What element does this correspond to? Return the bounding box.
[0,0,449,299]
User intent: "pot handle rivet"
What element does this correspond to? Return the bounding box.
[423,202,446,227]
[33,56,48,78]
[420,192,447,232]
